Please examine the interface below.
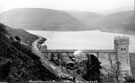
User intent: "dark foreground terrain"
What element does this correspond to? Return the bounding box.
[0,23,58,82]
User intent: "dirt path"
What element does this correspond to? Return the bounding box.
[32,36,73,80]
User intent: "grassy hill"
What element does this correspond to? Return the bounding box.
[74,10,134,34]
[68,10,134,34]
[0,8,90,31]
[0,23,58,82]
[67,11,104,26]
[90,11,135,34]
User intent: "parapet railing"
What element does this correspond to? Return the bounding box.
[44,49,116,53]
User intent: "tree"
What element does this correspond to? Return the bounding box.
[82,54,102,82]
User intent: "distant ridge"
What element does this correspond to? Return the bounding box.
[67,11,104,26]
[0,8,91,31]
[90,10,135,33]
[0,8,134,34]
[99,6,134,15]
[68,10,135,34]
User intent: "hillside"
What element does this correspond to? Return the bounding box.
[90,11,135,34]
[0,8,134,34]
[0,8,90,31]
[67,11,104,26]
[68,10,134,34]
[99,6,134,15]
[5,27,38,45]
[0,23,58,82]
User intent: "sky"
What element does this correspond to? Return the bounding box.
[0,0,134,13]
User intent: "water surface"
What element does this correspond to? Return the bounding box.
[27,30,135,53]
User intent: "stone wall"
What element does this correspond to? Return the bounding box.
[41,36,132,78]
[43,50,117,75]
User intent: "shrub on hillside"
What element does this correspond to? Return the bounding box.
[0,23,7,34]
[15,36,21,41]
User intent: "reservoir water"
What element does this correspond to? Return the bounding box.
[27,30,135,53]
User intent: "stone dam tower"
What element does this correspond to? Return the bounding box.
[114,36,132,76]
[42,36,132,78]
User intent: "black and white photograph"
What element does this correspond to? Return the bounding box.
[0,0,134,82]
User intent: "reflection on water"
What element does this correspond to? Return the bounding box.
[27,30,135,53]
